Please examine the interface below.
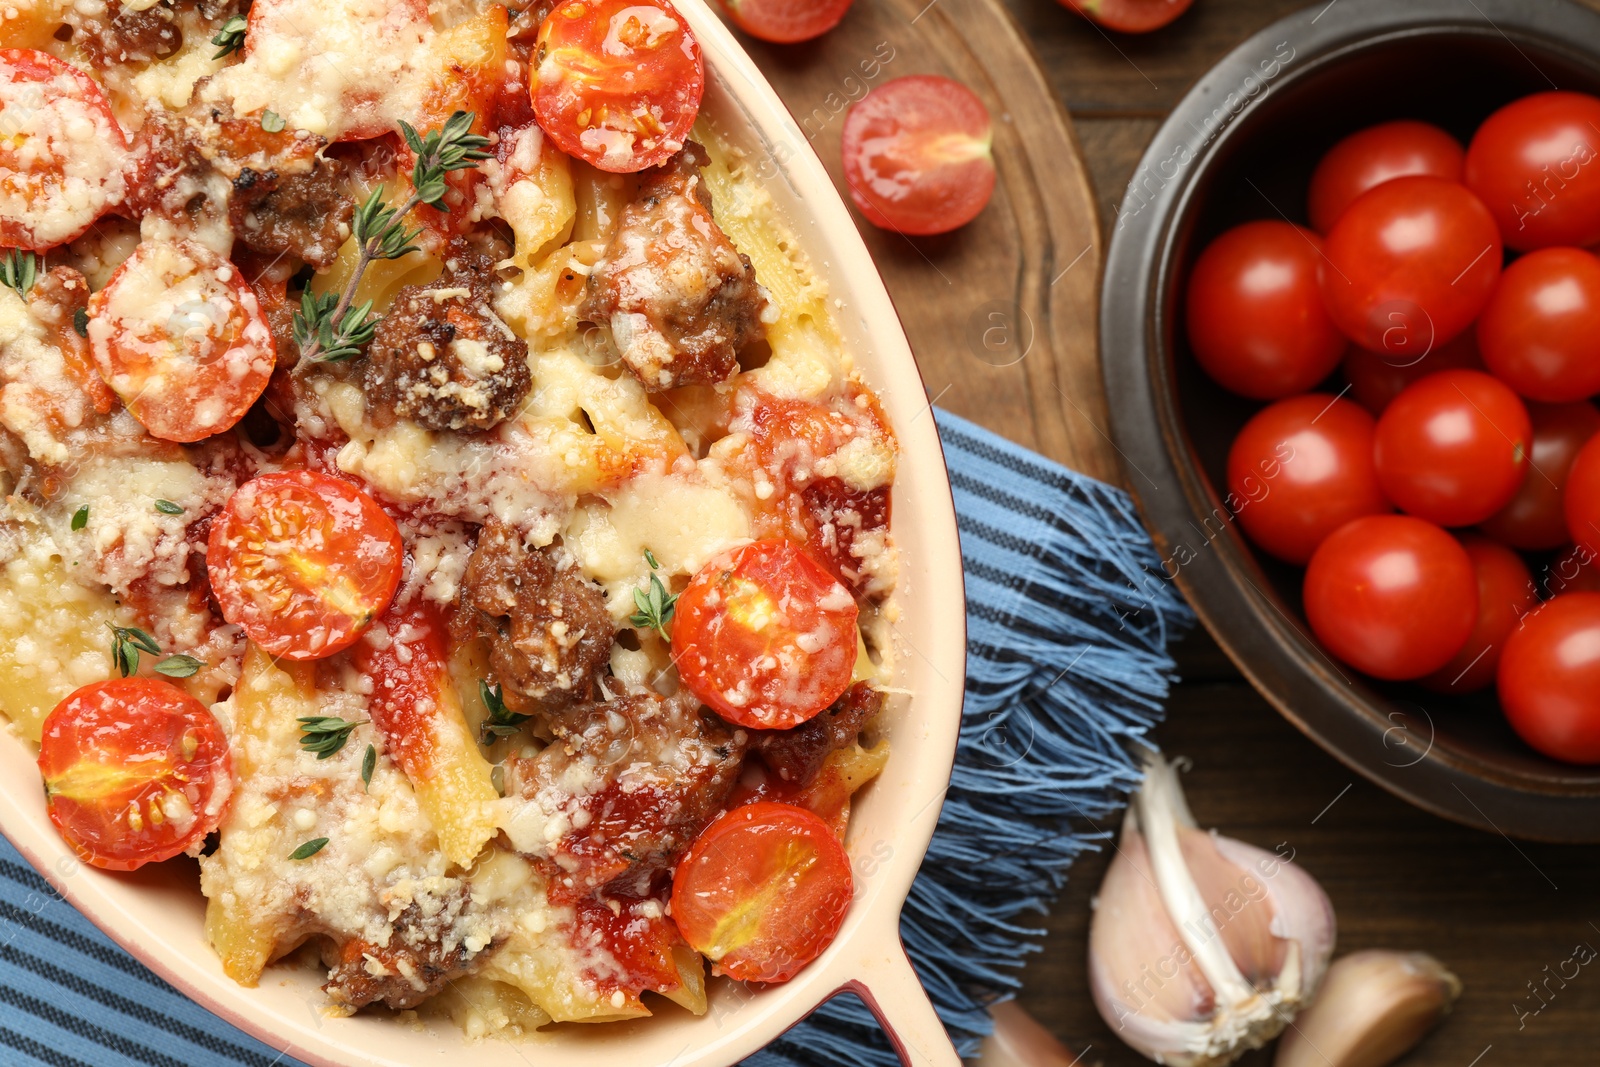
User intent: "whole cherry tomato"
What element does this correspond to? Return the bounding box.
[1481,401,1600,550]
[1464,91,1600,251]
[1341,329,1483,415]
[1565,432,1600,560]
[1303,514,1477,680]
[1544,543,1600,599]
[1373,369,1531,527]
[1308,120,1465,234]
[1186,221,1346,399]
[1498,592,1600,764]
[1476,247,1600,403]
[1319,175,1502,357]
[39,679,231,871]
[1056,0,1193,32]
[1420,536,1536,693]
[718,0,853,42]
[841,75,995,236]
[1226,394,1390,565]
[672,801,853,983]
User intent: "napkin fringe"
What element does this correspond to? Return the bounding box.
[745,411,1191,1066]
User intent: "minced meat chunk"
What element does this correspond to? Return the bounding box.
[750,682,882,786]
[363,261,531,433]
[502,692,746,903]
[581,142,766,391]
[321,898,496,1010]
[460,522,612,718]
[228,158,353,270]
[74,0,236,67]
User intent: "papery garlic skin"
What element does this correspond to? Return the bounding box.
[1274,950,1461,1067]
[1088,754,1336,1067]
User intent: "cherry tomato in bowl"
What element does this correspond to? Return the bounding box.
[1498,592,1600,764]
[1464,91,1600,251]
[840,75,995,236]
[717,0,852,43]
[1372,369,1531,528]
[1341,329,1483,416]
[1185,221,1346,400]
[1476,246,1600,403]
[1481,401,1600,551]
[39,678,232,871]
[1303,514,1477,681]
[207,471,403,661]
[1564,432,1600,561]
[674,539,858,730]
[672,801,852,983]
[1419,536,1536,694]
[1056,0,1192,33]
[1318,175,1502,358]
[1307,120,1465,234]
[532,0,705,173]
[1226,394,1390,565]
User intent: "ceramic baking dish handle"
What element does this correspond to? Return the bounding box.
[843,937,962,1067]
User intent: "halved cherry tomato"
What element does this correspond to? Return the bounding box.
[1226,394,1390,565]
[0,49,129,250]
[532,0,705,173]
[1055,0,1192,33]
[1185,221,1346,399]
[1373,369,1531,528]
[39,678,231,871]
[841,75,995,236]
[1341,329,1483,415]
[671,801,852,984]
[207,471,403,660]
[1565,432,1600,561]
[86,238,275,443]
[1464,91,1600,251]
[717,0,853,43]
[1319,175,1502,357]
[1476,246,1600,403]
[1303,515,1477,680]
[1419,536,1536,694]
[1498,592,1600,764]
[1481,401,1600,551]
[674,539,858,730]
[1307,120,1465,234]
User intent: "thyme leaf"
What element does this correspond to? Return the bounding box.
[297,715,367,760]
[289,837,328,860]
[0,250,38,300]
[210,14,247,58]
[477,680,530,745]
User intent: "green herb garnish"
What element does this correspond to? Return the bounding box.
[260,109,285,133]
[153,654,204,679]
[289,837,328,860]
[210,14,247,59]
[361,743,376,790]
[0,250,38,300]
[72,307,88,337]
[70,505,88,530]
[477,681,530,745]
[153,499,183,515]
[629,548,678,639]
[297,715,366,760]
[107,624,161,678]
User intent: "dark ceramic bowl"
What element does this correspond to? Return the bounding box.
[1103,0,1600,841]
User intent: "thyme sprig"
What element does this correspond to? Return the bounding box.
[293,111,491,366]
[629,549,678,640]
[477,681,530,746]
[0,250,38,300]
[107,624,204,678]
[210,15,247,59]
[297,715,367,760]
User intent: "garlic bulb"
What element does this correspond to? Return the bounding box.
[1088,753,1336,1066]
[976,1001,1081,1067]
[1274,950,1461,1067]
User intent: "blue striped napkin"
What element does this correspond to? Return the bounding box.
[0,409,1189,1067]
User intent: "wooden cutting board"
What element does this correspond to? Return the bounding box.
[728,0,1118,485]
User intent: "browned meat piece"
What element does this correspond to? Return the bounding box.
[460,522,612,718]
[76,0,182,66]
[321,901,497,1010]
[581,143,767,391]
[229,157,353,270]
[750,681,882,786]
[363,260,531,432]
[502,692,746,903]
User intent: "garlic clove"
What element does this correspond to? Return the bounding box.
[1088,753,1336,1067]
[1274,950,1461,1067]
[976,1001,1081,1067]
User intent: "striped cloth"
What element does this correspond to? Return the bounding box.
[0,409,1189,1067]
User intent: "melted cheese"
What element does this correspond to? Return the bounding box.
[0,287,89,465]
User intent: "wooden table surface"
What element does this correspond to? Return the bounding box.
[993,1,1600,1064]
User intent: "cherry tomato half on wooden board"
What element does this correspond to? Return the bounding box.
[1419,536,1536,694]
[532,0,705,173]
[1185,221,1346,400]
[1056,0,1193,33]
[1303,514,1477,681]
[207,471,403,661]
[0,49,129,250]
[85,238,275,443]
[1226,394,1390,565]
[39,678,231,871]
[1498,592,1600,764]
[1372,369,1531,528]
[1476,246,1600,403]
[1341,329,1483,416]
[674,539,858,730]
[1464,91,1600,251]
[717,0,852,43]
[1318,175,1502,358]
[1481,401,1600,551]
[671,801,853,983]
[1306,120,1465,235]
[840,75,995,236]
